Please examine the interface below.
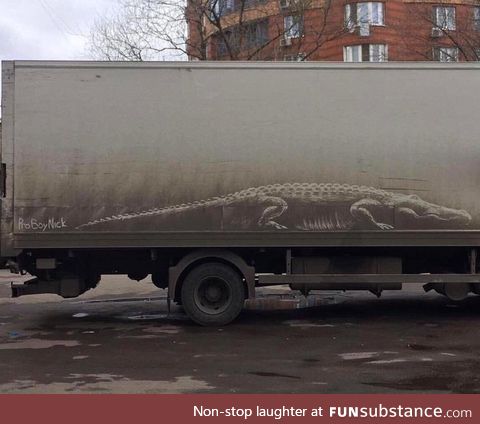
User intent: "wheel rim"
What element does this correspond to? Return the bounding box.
[194,276,232,315]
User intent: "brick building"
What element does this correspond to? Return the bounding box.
[186,0,480,61]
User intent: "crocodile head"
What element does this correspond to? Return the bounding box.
[394,194,471,227]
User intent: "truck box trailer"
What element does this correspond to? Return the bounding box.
[2,61,480,325]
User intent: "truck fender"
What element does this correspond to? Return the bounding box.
[168,249,255,301]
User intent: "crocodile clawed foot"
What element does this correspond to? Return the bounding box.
[263,221,288,230]
[377,223,394,230]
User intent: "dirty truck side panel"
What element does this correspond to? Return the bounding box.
[5,62,480,249]
[1,62,15,257]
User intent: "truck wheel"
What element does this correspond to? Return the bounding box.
[434,283,471,301]
[181,263,245,326]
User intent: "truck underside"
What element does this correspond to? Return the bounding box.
[8,246,480,325]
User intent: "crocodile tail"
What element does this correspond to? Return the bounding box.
[75,198,221,230]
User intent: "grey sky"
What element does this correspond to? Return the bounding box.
[1,0,118,113]
[0,0,116,60]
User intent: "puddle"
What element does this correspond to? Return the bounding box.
[368,357,433,364]
[365,360,480,393]
[126,314,167,320]
[284,320,335,328]
[72,313,89,318]
[81,296,164,304]
[408,344,435,351]
[0,339,80,350]
[0,375,214,394]
[246,294,336,310]
[249,372,301,380]
[122,313,188,322]
[365,377,453,392]
[142,325,181,335]
[367,358,408,364]
[340,352,379,360]
[117,334,158,340]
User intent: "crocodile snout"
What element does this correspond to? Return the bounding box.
[438,208,472,225]
[424,206,472,225]
[455,209,472,225]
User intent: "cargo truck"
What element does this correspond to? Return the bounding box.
[2,61,480,325]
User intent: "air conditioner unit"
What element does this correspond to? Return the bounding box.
[280,37,292,47]
[279,0,290,9]
[431,27,443,38]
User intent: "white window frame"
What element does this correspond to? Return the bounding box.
[211,0,235,17]
[345,2,384,31]
[343,45,363,62]
[284,15,302,39]
[434,47,459,62]
[369,44,388,62]
[434,6,456,30]
[474,7,480,30]
[345,4,355,30]
[370,2,384,25]
[211,0,220,17]
[225,0,234,12]
[344,44,388,62]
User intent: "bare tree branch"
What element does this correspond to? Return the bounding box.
[89,0,348,61]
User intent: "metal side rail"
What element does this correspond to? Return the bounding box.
[258,274,480,286]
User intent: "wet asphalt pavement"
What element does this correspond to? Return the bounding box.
[0,271,480,393]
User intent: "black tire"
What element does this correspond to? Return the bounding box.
[181,263,245,326]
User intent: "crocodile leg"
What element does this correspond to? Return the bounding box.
[257,196,288,230]
[350,199,394,230]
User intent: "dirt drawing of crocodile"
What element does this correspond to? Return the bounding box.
[76,183,472,231]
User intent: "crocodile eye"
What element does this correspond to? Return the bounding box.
[408,194,420,200]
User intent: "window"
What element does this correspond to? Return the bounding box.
[217,32,232,56]
[369,44,387,62]
[474,7,480,30]
[345,2,384,32]
[245,20,269,48]
[344,45,362,62]
[211,0,233,17]
[434,6,456,30]
[433,47,459,62]
[284,15,303,38]
[216,20,269,56]
[344,44,388,62]
[210,0,266,18]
